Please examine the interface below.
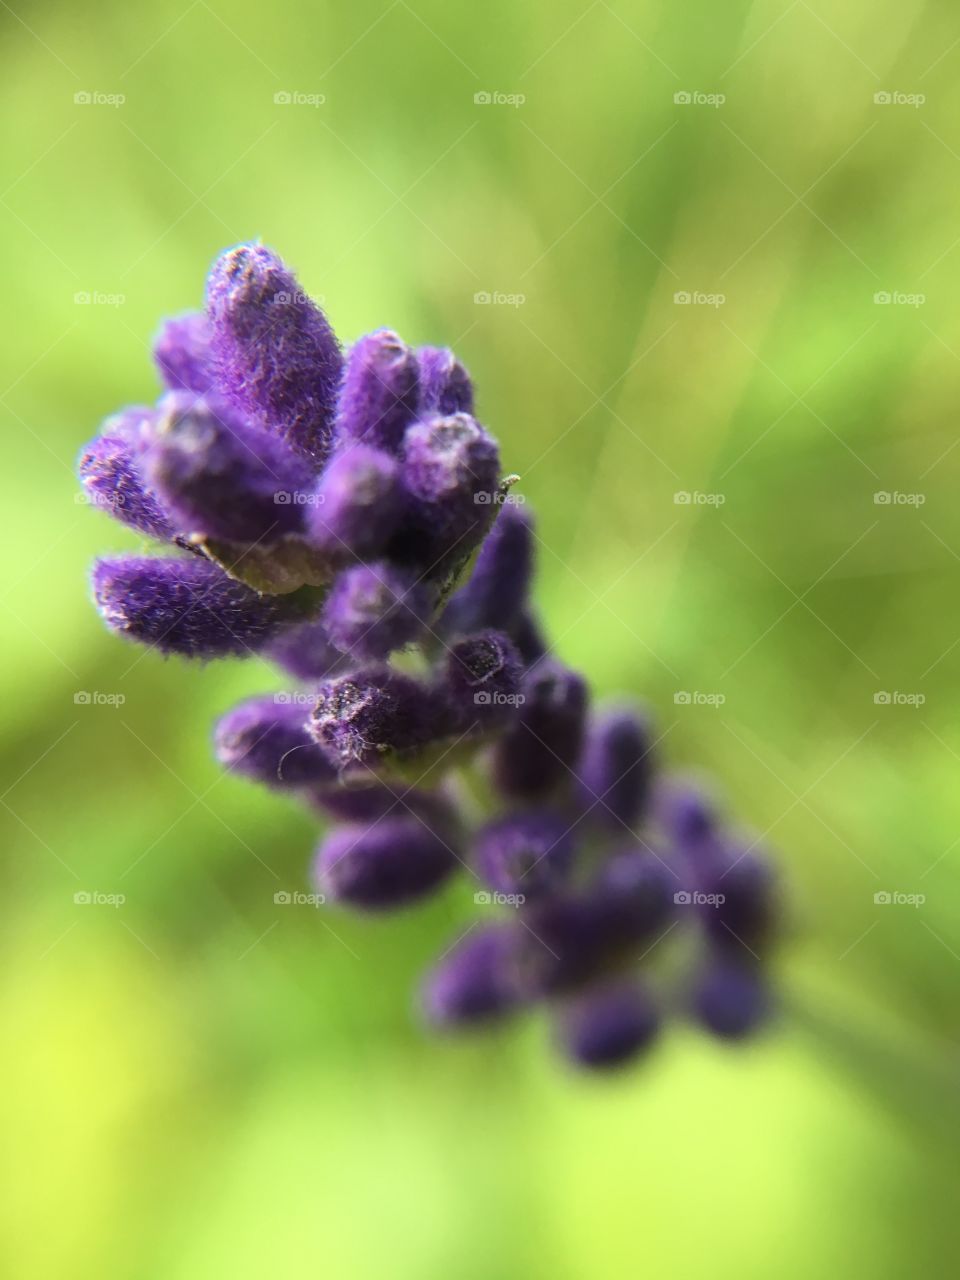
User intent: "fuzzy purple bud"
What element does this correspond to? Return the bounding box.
[306,443,403,561]
[307,666,441,773]
[394,413,500,573]
[474,810,573,900]
[416,346,474,415]
[92,555,287,658]
[558,981,660,1070]
[214,694,337,789]
[657,779,718,854]
[263,617,347,682]
[511,609,548,666]
[422,924,519,1027]
[78,415,175,541]
[691,960,771,1040]
[441,502,534,637]
[153,312,214,393]
[334,330,419,453]
[313,815,457,910]
[206,243,342,463]
[322,562,432,661]
[579,707,653,833]
[442,630,523,734]
[491,659,587,800]
[702,851,778,956]
[145,392,314,544]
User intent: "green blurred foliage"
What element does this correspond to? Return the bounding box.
[2,0,959,1275]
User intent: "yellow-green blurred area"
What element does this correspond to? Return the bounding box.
[2,0,960,1274]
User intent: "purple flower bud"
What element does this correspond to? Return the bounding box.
[214,694,337,789]
[702,851,778,956]
[474,810,573,900]
[92,555,286,657]
[143,393,314,545]
[441,503,534,636]
[491,659,587,800]
[305,443,403,560]
[595,847,676,936]
[153,312,214,392]
[78,415,176,541]
[206,243,342,463]
[656,779,718,854]
[690,959,771,1040]
[312,783,456,830]
[394,414,500,574]
[517,868,671,997]
[416,345,474,415]
[334,330,419,453]
[322,562,432,661]
[263,617,347,681]
[313,814,457,910]
[307,666,440,772]
[557,981,660,1070]
[579,707,653,833]
[422,924,519,1027]
[510,608,548,666]
[441,630,522,733]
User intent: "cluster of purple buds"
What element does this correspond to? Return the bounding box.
[79,243,782,1071]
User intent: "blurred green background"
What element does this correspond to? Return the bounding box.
[2,0,960,1275]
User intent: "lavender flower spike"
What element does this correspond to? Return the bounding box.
[206,243,342,463]
[80,241,786,1074]
[314,815,457,910]
[153,312,214,393]
[215,694,336,789]
[92,555,289,657]
[334,330,420,454]
[144,393,314,544]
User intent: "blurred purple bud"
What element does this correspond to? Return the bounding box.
[579,707,653,832]
[313,814,457,910]
[691,959,771,1040]
[558,981,660,1070]
[263,616,347,681]
[322,562,432,661]
[92,554,286,658]
[334,330,419,453]
[153,312,214,393]
[214,694,336,789]
[422,925,520,1027]
[144,393,314,544]
[306,443,403,560]
[441,503,534,636]
[491,659,587,800]
[416,345,474,415]
[702,850,778,956]
[510,608,548,666]
[474,809,573,900]
[206,243,342,463]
